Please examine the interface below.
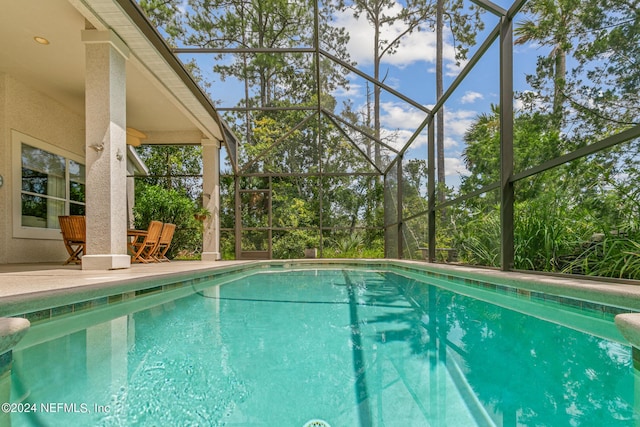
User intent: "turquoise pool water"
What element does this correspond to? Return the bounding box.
[9,268,639,426]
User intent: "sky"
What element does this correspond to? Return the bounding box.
[325,4,507,187]
[174,0,543,188]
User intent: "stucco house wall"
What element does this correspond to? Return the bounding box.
[0,73,85,264]
[1,0,225,267]
[0,74,7,265]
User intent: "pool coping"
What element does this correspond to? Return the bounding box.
[1,259,640,353]
[0,261,256,318]
[616,314,640,357]
[394,260,640,311]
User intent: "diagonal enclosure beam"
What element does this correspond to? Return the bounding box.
[323,111,384,175]
[388,113,434,175]
[431,23,500,115]
[507,0,530,19]
[512,124,640,183]
[320,49,431,114]
[469,0,507,17]
[322,109,400,155]
[397,114,433,160]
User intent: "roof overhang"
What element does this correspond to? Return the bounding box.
[0,0,236,161]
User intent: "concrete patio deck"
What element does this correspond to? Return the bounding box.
[0,261,251,299]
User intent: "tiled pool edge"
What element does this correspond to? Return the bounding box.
[4,259,640,321]
[392,260,640,312]
[0,262,261,319]
[2,258,640,355]
[276,259,640,313]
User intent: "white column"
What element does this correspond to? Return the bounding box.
[81,30,131,270]
[201,138,221,261]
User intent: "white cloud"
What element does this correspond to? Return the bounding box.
[380,128,421,151]
[445,157,470,177]
[513,97,524,111]
[331,6,458,69]
[443,108,478,139]
[377,102,430,150]
[333,78,363,99]
[372,102,479,154]
[380,102,429,129]
[514,89,547,112]
[460,91,483,104]
[444,136,459,149]
[445,59,467,77]
[513,40,542,54]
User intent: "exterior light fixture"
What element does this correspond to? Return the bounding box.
[34,36,50,45]
[126,127,147,146]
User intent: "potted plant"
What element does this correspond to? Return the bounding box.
[193,207,211,221]
[304,247,318,258]
[303,235,319,258]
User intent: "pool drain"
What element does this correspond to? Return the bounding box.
[303,420,331,427]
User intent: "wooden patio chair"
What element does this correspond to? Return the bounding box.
[58,215,86,265]
[152,223,176,262]
[130,220,163,263]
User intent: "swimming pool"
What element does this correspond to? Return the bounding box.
[7,265,640,426]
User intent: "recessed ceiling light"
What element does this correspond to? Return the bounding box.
[34,36,50,45]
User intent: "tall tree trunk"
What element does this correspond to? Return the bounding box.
[365,82,373,221]
[257,8,267,106]
[241,4,252,159]
[374,18,382,170]
[436,0,446,215]
[366,82,372,160]
[552,46,566,130]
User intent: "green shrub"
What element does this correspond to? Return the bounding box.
[564,230,640,279]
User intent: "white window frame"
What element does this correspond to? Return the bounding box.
[12,130,85,240]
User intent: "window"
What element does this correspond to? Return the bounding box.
[12,131,85,239]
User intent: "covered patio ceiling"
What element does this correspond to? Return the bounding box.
[0,0,232,149]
